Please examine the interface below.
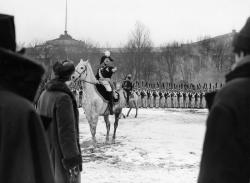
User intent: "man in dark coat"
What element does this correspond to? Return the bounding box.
[37,60,82,183]
[0,14,55,183]
[122,74,133,106]
[198,17,250,183]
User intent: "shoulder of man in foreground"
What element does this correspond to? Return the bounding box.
[213,78,250,109]
[0,90,36,112]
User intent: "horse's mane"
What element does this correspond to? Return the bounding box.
[85,61,98,83]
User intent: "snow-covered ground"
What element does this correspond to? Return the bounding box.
[79,108,208,183]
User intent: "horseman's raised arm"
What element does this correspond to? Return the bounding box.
[112,67,117,72]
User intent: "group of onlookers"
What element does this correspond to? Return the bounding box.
[0,14,81,183]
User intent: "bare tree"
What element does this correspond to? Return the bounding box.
[211,40,233,72]
[160,42,181,83]
[123,21,153,81]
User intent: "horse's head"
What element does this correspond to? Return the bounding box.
[71,59,88,82]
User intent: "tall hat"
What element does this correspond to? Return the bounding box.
[100,50,113,64]
[233,17,250,53]
[0,14,45,101]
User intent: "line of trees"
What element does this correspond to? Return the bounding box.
[25,22,235,84]
[115,22,234,84]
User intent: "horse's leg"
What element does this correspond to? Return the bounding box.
[127,107,132,117]
[88,116,98,146]
[112,111,120,143]
[104,115,110,143]
[122,113,126,118]
[135,103,138,118]
[119,108,126,119]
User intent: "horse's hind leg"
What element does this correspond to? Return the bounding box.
[135,105,138,118]
[120,113,126,119]
[126,108,132,117]
[112,111,120,143]
[104,115,110,143]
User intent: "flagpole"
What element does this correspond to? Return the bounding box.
[65,0,68,34]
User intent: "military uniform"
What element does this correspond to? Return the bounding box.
[122,78,133,105]
[140,89,147,108]
[164,91,170,108]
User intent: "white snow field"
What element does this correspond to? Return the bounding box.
[79,108,208,183]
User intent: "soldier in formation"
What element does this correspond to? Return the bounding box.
[130,81,223,109]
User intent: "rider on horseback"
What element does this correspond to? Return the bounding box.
[122,74,133,106]
[96,51,117,114]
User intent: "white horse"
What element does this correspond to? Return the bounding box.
[125,91,139,118]
[71,59,126,145]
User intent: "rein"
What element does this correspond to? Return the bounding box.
[80,79,97,85]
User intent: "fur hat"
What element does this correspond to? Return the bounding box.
[53,60,75,80]
[233,17,250,53]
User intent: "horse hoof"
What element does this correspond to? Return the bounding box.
[89,145,95,152]
[105,141,111,145]
[111,139,116,144]
[105,139,110,144]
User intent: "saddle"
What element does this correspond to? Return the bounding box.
[95,83,119,103]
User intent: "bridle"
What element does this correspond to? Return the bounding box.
[73,65,97,85]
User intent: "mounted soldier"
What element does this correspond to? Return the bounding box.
[96,51,117,114]
[122,74,133,106]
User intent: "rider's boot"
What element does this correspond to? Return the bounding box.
[126,95,129,107]
[109,92,114,115]
[126,91,130,107]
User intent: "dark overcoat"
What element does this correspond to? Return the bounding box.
[36,79,82,183]
[198,57,250,183]
[0,88,55,183]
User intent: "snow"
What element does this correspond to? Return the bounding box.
[79,108,208,183]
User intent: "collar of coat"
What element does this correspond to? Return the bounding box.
[46,79,78,110]
[226,55,250,82]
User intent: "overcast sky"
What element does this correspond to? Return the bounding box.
[1,0,250,47]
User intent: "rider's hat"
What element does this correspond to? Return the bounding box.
[53,60,75,80]
[0,14,45,101]
[100,50,113,64]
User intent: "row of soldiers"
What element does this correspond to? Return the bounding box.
[130,82,223,109]
[71,81,223,109]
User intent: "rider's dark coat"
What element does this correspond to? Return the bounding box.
[99,65,115,79]
[37,79,82,183]
[198,56,250,183]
